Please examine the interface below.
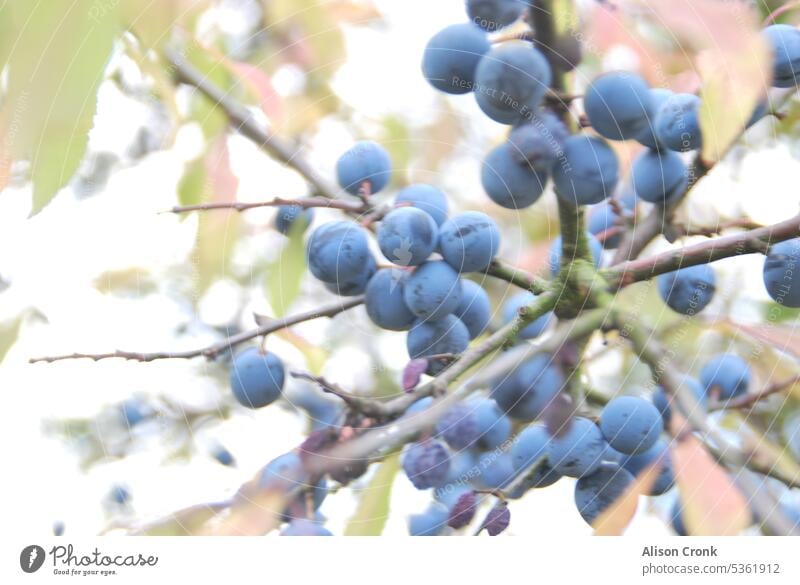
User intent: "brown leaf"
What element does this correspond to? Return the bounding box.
[593,460,660,535]
[672,435,750,535]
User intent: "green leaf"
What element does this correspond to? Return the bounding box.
[178,158,207,207]
[120,0,178,49]
[344,453,399,536]
[761,301,800,324]
[267,221,307,317]
[2,0,118,215]
[0,315,23,363]
[185,40,231,139]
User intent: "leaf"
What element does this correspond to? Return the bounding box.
[267,219,307,317]
[760,302,800,324]
[267,0,346,77]
[177,158,207,207]
[734,323,800,359]
[93,268,156,296]
[640,0,770,163]
[697,36,770,163]
[0,315,23,363]
[185,40,232,139]
[593,460,660,535]
[120,0,178,49]
[223,58,284,125]
[178,138,240,294]
[672,435,751,535]
[133,502,226,536]
[2,0,118,214]
[344,452,399,536]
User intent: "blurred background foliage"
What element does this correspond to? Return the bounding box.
[0,0,799,535]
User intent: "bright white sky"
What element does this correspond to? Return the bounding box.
[0,0,798,538]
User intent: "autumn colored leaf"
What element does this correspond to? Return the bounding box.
[672,435,751,535]
[593,459,660,535]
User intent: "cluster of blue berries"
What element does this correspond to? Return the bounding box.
[213,2,800,536]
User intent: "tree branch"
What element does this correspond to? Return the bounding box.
[29,296,364,364]
[709,375,800,411]
[165,48,349,202]
[483,259,549,294]
[311,306,606,476]
[165,196,368,215]
[604,213,800,289]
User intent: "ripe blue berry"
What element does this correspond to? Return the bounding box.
[289,383,344,430]
[407,315,470,375]
[671,498,688,535]
[507,110,569,171]
[587,200,623,249]
[435,481,474,509]
[409,503,450,536]
[574,462,635,525]
[403,260,463,320]
[422,23,491,95]
[654,93,702,152]
[634,88,674,149]
[403,440,452,489]
[323,256,376,296]
[652,376,707,426]
[405,395,435,418]
[378,207,438,267]
[481,142,548,209]
[490,353,565,421]
[621,439,675,495]
[631,149,688,204]
[700,353,751,400]
[501,291,552,339]
[764,24,800,88]
[599,396,664,455]
[281,519,333,536]
[583,71,654,141]
[120,398,147,427]
[109,484,131,505]
[548,233,604,276]
[474,43,552,125]
[474,451,516,489]
[306,221,371,283]
[336,141,392,195]
[763,239,800,307]
[258,452,309,492]
[212,445,236,467]
[229,347,285,408]
[453,280,491,339]
[549,417,608,478]
[395,184,449,226]
[275,205,314,235]
[365,268,417,331]
[552,135,619,205]
[438,211,501,273]
[442,451,480,487]
[467,0,525,32]
[437,398,511,450]
[657,264,716,315]
[510,424,562,488]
